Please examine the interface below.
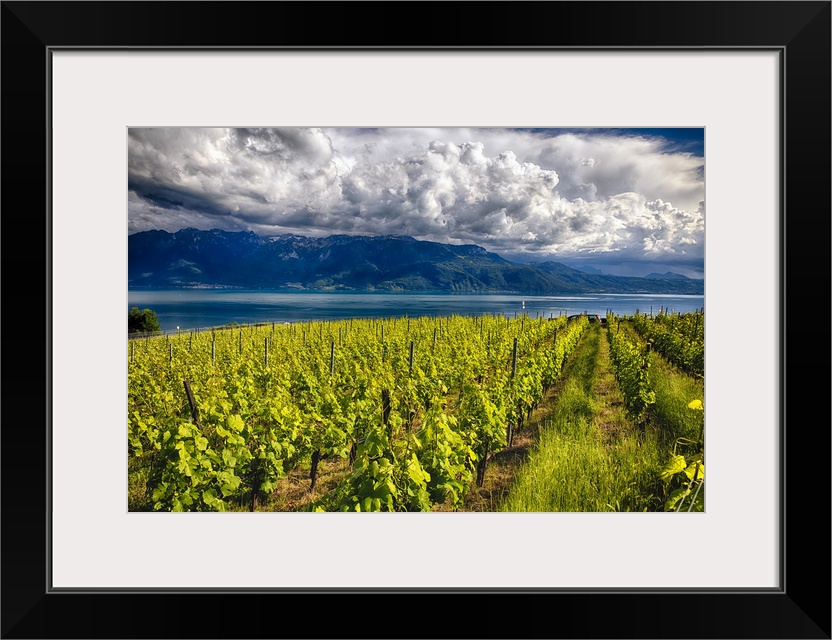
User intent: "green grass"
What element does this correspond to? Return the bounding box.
[128,455,152,511]
[499,415,663,512]
[500,324,663,512]
[647,350,705,445]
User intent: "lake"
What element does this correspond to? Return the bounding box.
[127,290,705,333]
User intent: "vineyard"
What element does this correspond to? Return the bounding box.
[128,310,704,512]
[629,309,704,378]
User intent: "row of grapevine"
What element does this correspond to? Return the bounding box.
[605,313,656,425]
[628,310,704,378]
[128,313,589,512]
[606,316,706,512]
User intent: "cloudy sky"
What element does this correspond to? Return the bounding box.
[128,127,704,277]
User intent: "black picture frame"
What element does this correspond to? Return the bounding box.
[2,2,829,638]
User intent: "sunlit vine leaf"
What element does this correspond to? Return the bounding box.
[660,454,688,482]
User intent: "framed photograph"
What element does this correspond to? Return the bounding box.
[3,2,829,638]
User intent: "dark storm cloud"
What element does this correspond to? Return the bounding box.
[128,127,704,269]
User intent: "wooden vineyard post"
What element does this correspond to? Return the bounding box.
[506,337,518,447]
[211,339,216,366]
[409,341,415,374]
[249,458,261,512]
[183,380,202,429]
[264,337,269,367]
[381,388,392,440]
[169,343,173,364]
[476,439,490,487]
[309,449,321,492]
[239,329,242,354]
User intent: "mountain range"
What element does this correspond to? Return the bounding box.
[644,271,692,280]
[128,228,704,295]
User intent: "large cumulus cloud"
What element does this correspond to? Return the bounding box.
[128,127,704,271]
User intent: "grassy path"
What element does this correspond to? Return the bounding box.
[647,348,705,446]
[591,323,631,441]
[498,324,663,512]
[619,321,705,446]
